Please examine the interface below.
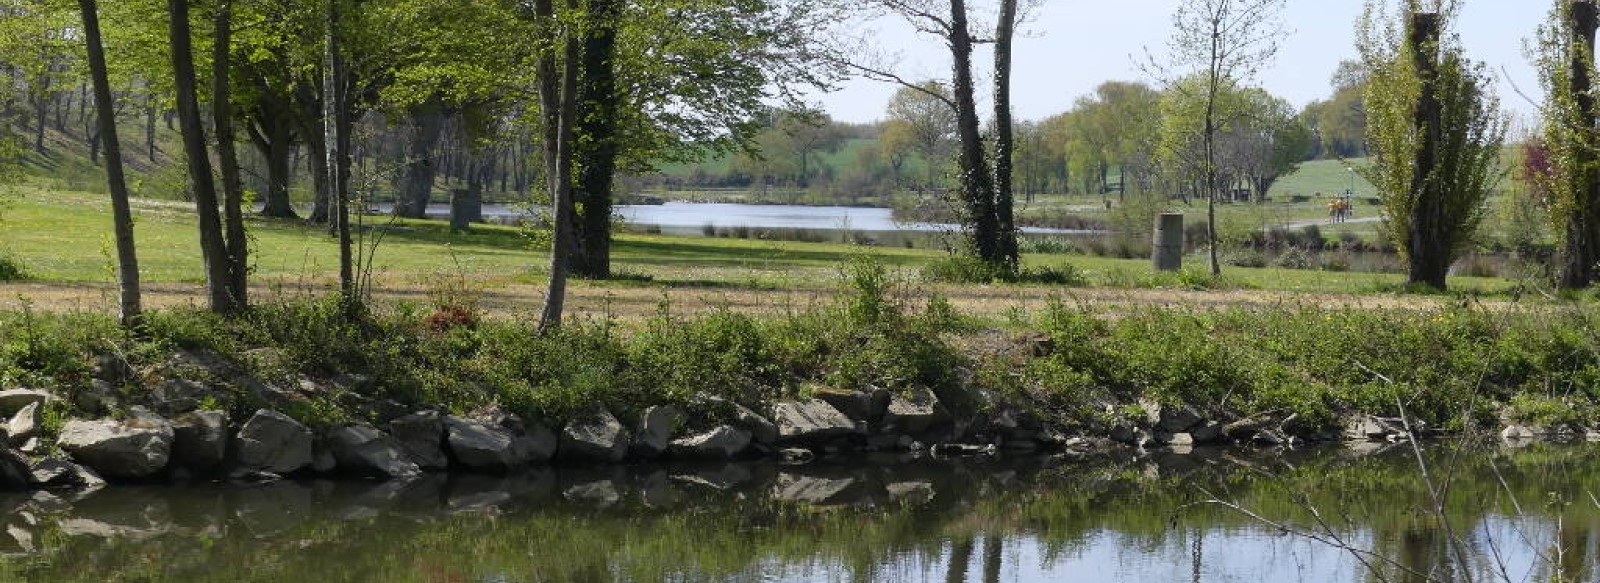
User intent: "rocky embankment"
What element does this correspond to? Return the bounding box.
[0,347,1589,494]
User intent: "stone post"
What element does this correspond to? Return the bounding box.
[1153,213,1184,272]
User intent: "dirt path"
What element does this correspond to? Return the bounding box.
[0,277,1496,323]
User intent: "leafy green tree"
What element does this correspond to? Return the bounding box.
[1360,2,1506,290]
[1150,0,1287,276]
[1302,60,1370,159]
[1534,0,1600,289]
[885,82,956,192]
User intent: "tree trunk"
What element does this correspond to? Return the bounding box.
[572,0,622,279]
[1562,0,1600,289]
[325,0,355,305]
[168,0,237,314]
[32,86,47,152]
[213,1,248,308]
[1407,12,1447,289]
[253,115,299,218]
[145,97,158,160]
[396,103,445,218]
[949,0,998,265]
[537,0,580,331]
[991,0,1019,272]
[80,0,143,330]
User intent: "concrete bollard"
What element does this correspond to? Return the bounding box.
[1152,213,1183,272]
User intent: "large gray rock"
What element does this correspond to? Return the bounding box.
[512,422,558,465]
[444,416,521,471]
[669,426,752,459]
[7,402,40,446]
[1157,406,1203,433]
[29,459,106,490]
[812,386,890,423]
[773,400,858,445]
[58,418,174,479]
[0,447,29,491]
[880,387,950,435]
[731,402,778,445]
[234,410,313,474]
[388,411,449,471]
[326,424,422,479]
[560,408,630,463]
[0,389,52,418]
[631,405,684,458]
[171,411,228,472]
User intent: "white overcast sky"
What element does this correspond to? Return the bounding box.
[812,1,1545,127]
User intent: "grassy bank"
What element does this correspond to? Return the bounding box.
[3,259,1596,442]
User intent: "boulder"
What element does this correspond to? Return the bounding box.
[1157,406,1203,433]
[880,387,950,435]
[512,423,558,465]
[668,426,752,459]
[388,411,449,471]
[1165,432,1195,447]
[559,408,630,463]
[1343,414,1413,441]
[149,379,213,416]
[171,411,228,472]
[29,459,106,490]
[0,447,29,491]
[812,386,889,423]
[234,410,313,474]
[74,380,119,416]
[444,416,522,471]
[731,403,779,445]
[1500,424,1538,441]
[58,418,173,479]
[0,389,52,418]
[631,405,684,458]
[773,400,858,445]
[1190,421,1224,444]
[6,402,40,446]
[326,424,421,479]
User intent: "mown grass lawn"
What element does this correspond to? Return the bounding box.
[0,182,1526,304]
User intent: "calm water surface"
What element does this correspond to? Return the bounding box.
[1,443,1596,582]
[372,202,1094,235]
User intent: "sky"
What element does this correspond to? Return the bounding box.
[812,1,1546,129]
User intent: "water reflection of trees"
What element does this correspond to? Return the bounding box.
[1,444,1598,582]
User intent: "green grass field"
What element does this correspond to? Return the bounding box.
[0,181,1525,305]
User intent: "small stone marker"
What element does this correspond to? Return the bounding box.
[1152,213,1184,272]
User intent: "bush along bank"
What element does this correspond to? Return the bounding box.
[2,265,1600,490]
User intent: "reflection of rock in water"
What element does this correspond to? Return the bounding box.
[772,473,859,505]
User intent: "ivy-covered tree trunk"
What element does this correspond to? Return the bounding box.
[1562,0,1600,289]
[991,0,1020,272]
[79,0,142,329]
[948,0,999,266]
[1406,12,1448,290]
[571,0,622,280]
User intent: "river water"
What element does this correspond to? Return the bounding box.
[1,442,1595,582]
[375,202,1095,236]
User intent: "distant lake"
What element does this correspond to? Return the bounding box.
[373,201,1099,236]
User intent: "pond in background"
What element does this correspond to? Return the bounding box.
[1,442,1596,582]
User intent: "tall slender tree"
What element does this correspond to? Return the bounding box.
[1151,0,1287,276]
[213,0,249,308]
[536,0,581,331]
[168,0,239,314]
[78,0,142,329]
